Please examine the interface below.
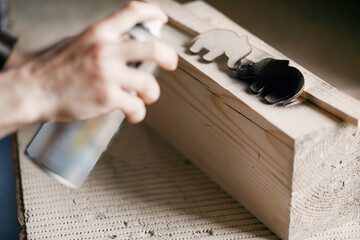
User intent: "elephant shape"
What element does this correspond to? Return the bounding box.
[190,29,252,69]
[237,58,305,105]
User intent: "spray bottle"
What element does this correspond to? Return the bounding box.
[25,20,163,188]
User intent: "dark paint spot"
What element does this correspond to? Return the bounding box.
[236,58,304,105]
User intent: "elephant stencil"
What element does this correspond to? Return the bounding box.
[190,29,252,69]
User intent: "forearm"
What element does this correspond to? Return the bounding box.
[0,67,46,138]
[0,42,62,138]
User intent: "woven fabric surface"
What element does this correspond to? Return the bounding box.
[17,123,360,239]
[18,123,279,240]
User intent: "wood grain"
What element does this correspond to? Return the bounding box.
[146,67,292,238]
[144,0,360,239]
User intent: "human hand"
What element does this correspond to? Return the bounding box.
[23,1,178,124]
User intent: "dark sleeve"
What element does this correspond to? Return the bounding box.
[0,0,8,30]
[0,0,17,70]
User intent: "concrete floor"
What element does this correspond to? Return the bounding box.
[1,0,359,239]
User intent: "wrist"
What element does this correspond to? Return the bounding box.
[2,65,54,125]
[5,50,27,69]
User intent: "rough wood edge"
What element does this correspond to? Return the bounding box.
[148,0,360,127]
[12,133,27,240]
[290,124,360,239]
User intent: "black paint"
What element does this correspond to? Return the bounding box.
[236,58,304,105]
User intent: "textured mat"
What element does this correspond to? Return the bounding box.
[18,123,280,240]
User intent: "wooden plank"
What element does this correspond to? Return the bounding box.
[147,0,360,127]
[146,67,293,238]
[144,1,360,239]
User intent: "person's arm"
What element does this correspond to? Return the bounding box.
[0,66,43,137]
[0,1,178,139]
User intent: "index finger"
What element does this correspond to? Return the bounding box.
[95,1,168,41]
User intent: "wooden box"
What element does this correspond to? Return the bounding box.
[145,0,360,239]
